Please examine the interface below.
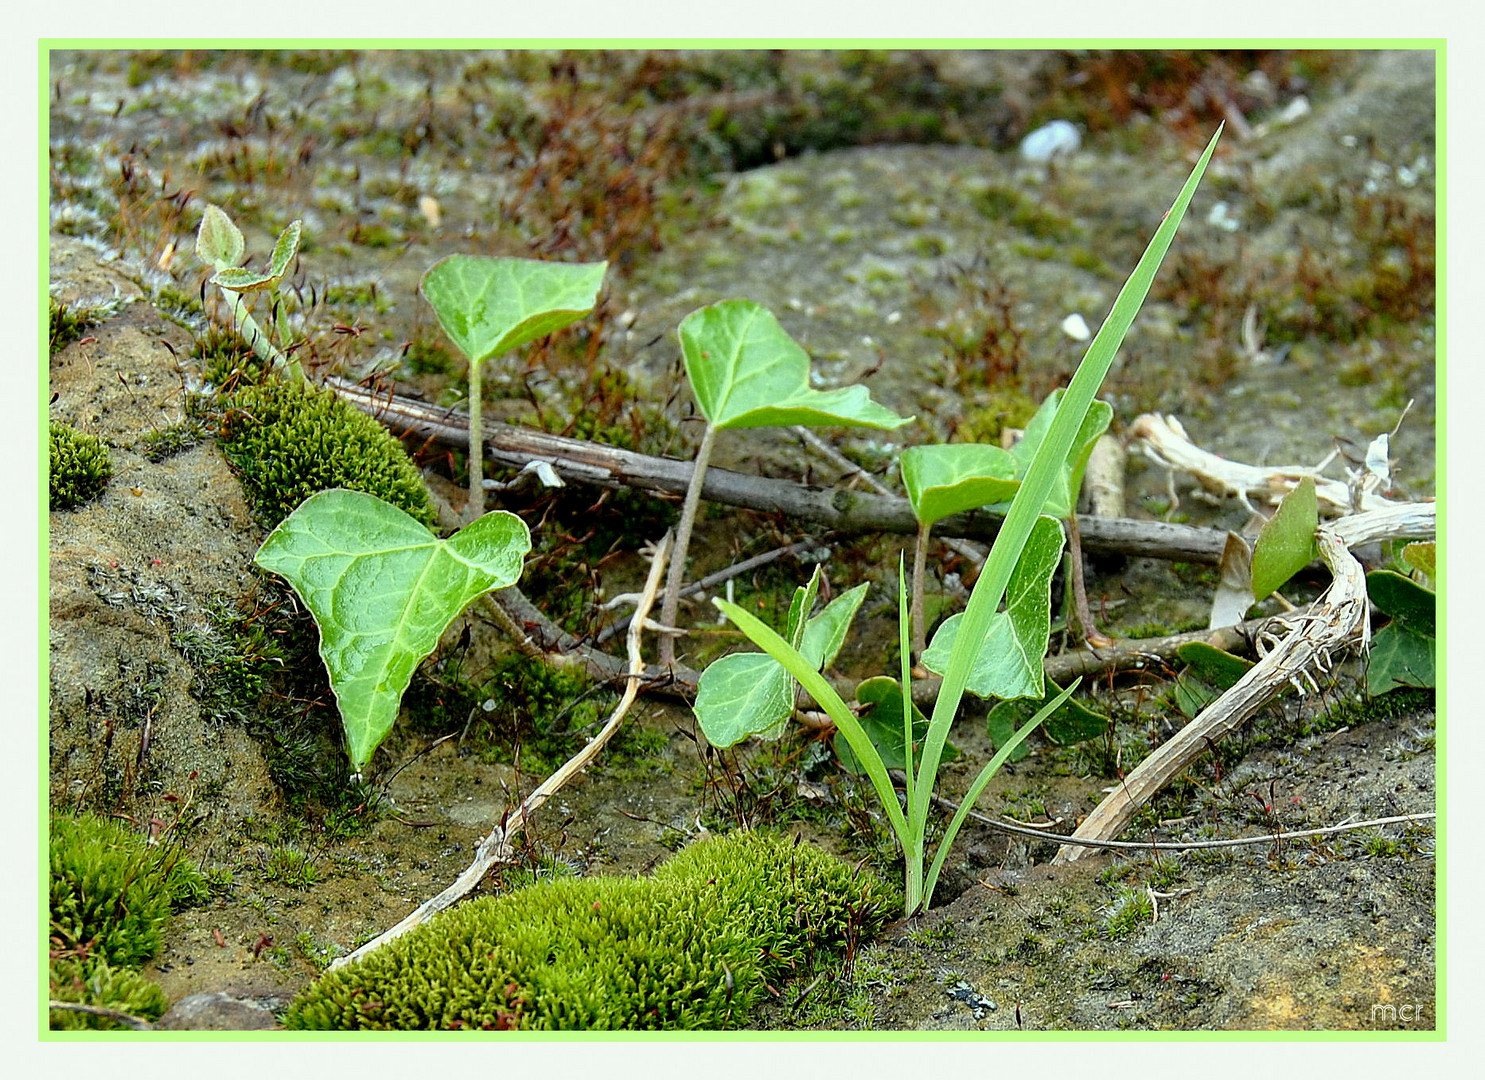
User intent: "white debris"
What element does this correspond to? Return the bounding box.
[1020,120,1081,164]
[1206,201,1242,232]
[1060,313,1091,341]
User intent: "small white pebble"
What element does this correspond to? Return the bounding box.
[1061,313,1091,341]
[1020,120,1081,164]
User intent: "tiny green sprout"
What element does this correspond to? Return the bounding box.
[661,298,912,666]
[196,204,305,381]
[420,254,607,522]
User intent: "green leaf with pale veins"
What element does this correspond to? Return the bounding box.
[900,444,1020,527]
[420,255,608,364]
[196,204,244,272]
[694,577,869,749]
[254,489,531,771]
[1250,477,1318,600]
[212,220,302,293]
[679,300,913,431]
[921,515,1065,700]
[1002,390,1113,519]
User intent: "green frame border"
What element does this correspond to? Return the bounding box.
[39,40,1445,1043]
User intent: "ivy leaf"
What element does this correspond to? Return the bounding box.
[987,677,1109,756]
[921,515,1065,700]
[693,653,796,746]
[1365,569,1436,695]
[212,220,302,293]
[900,444,1020,527]
[835,676,956,774]
[1250,477,1318,600]
[254,489,531,771]
[196,204,244,272]
[1003,390,1114,518]
[679,300,913,431]
[421,255,608,364]
[693,577,869,749]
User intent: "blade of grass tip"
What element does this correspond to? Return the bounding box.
[713,598,910,842]
[913,126,1223,832]
[920,679,1080,909]
[898,551,916,819]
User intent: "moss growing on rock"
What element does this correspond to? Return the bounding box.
[216,378,437,530]
[49,813,204,969]
[48,422,112,511]
[48,958,169,1030]
[284,830,890,1030]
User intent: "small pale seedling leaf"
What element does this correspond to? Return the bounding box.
[267,220,303,280]
[921,515,1065,700]
[835,676,955,774]
[421,255,608,364]
[196,204,244,271]
[900,444,1020,527]
[679,300,913,431]
[254,489,531,771]
[693,653,795,747]
[1401,541,1435,584]
[1250,477,1319,600]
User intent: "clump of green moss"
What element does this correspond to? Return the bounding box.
[216,378,437,530]
[49,422,113,511]
[49,813,204,968]
[48,958,169,1031]
[284,830,891,1031]
[48,814,206,1030]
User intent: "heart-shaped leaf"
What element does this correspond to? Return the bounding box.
[900,444,1020,527]
[1176,641,1255,689]
[835,676,956,774]
[1250,477,1318,600]
[420,255,608,364]
[1003,390,1113,518]
[254,489,531,771]
[196,204,245,272]
[1367,622,1436,695]
[921,515,1065,700]
[1367,569,1436,636]
[212,220,302,293]
[679,300,912,431]
[694,575,869,749]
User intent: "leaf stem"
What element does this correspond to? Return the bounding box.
[658,422,717,667]
[465,357,485,523]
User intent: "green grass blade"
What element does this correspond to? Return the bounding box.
[913,127,1223,835]
[921,679,1079,909]
[715,598,909,842]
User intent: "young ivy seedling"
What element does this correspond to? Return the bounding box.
[659,299,912,666]
[195,204,305,381]
[420,255,607,523]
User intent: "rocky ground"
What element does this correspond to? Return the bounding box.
[47,48,1436,1031]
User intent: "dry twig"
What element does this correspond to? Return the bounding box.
[329,531,674,970]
